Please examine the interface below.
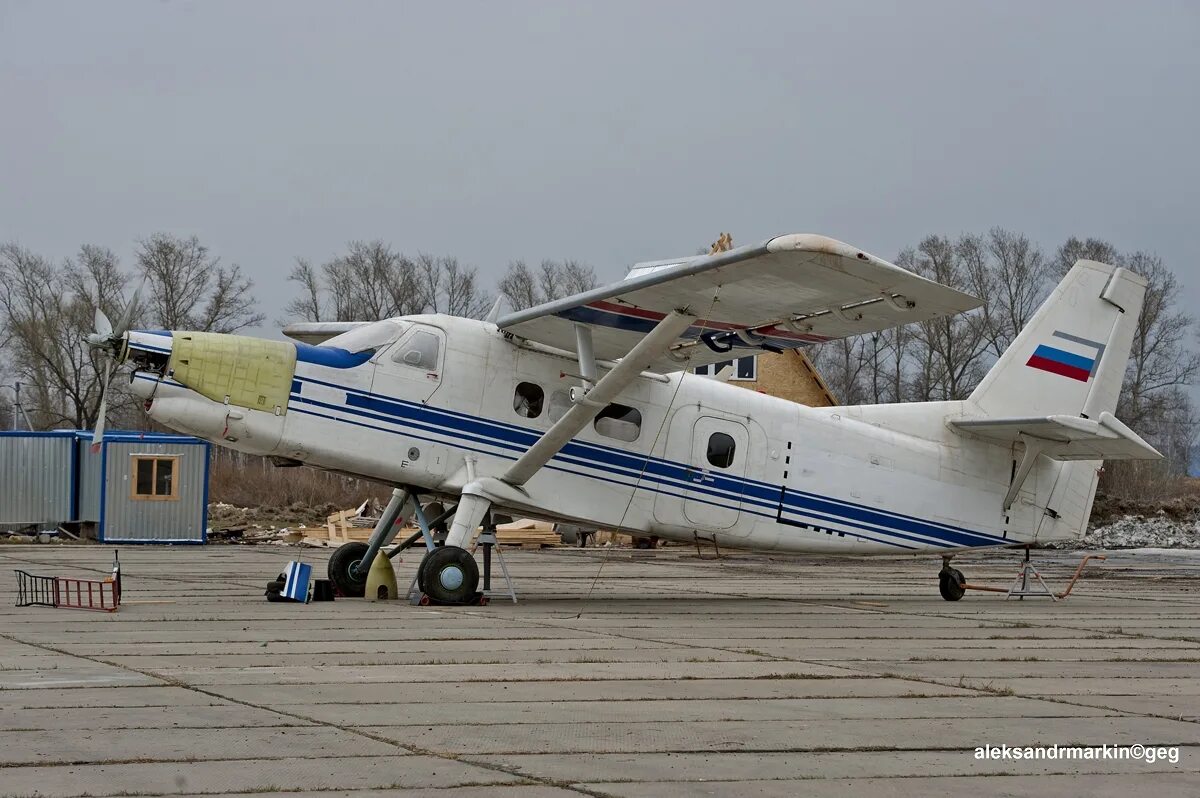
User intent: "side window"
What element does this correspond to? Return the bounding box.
[513,382,544,418]
[548,390,572,422]
[131,455,179,501]
[706,432,736,468]
[594,403,642,442]
[393,330,440,371]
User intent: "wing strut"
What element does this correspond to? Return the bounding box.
[502,310,697,486]
[443,310,697,549]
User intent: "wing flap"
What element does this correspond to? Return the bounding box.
[497,234,981,372]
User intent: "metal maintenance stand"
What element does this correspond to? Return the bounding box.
[478,523,517,604]
[1006,548,1057,601]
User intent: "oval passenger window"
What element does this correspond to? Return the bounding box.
[707,432,736,468]
[513,382,544,418]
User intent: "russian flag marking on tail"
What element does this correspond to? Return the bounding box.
[1026,330,1105,382]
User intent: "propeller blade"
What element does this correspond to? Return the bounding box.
[91,361,112,451]
[93,308,113,338]
[114,275,146,336]
[115,278,144,334]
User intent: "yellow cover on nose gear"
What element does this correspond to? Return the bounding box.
[169,332,296,414]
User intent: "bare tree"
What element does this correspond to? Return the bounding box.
[1053,236,1120,276]
[964,229,1050,357]
[1118,251,1200,429]
[0,244,136,429]
[137,233,263,332]
[898,237,991,400]
[318,240,420,321]
[283,258,325,322]
[498,260,540,310]
[810,337,870,406]
[284,242,495,322]
[414,253,492,318]
[499,258,598,310]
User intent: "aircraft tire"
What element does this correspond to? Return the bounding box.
[421,546,480,604]
[416,549,435,594]
[939,568,966,601]
[328,542,369,598]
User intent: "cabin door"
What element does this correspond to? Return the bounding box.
[371,324,445,405]
[681,415,750,531]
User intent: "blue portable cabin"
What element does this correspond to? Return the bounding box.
[0,430,210,543]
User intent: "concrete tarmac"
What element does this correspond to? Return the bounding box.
[1,544,1198,796]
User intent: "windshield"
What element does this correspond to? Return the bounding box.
[321,320,405,353]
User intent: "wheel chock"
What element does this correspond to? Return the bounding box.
[365,551,398,601]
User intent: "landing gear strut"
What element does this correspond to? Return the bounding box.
[939,557,966,602]
[328,486,492,605]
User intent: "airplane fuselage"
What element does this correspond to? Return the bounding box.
[127,315,1058,555]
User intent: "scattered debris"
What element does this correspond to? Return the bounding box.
[1049,513,1200,550]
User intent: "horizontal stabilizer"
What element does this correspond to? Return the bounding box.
[950,412,1162,461]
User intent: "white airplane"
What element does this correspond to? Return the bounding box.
[88,234,1160,603]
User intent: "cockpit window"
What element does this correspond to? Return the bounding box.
[321,320,405,353]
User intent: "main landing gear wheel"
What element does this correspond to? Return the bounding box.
[420,545,480,604]
[328,542,369,597]
[939,567,966,601]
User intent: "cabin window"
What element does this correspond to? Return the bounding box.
[594,403,642,442]
[393,330,440,371]
[694,355,757,381]
[706,432,736,468]
[513,382,544,418]
[548,390,573,422]
[131,455,179,501]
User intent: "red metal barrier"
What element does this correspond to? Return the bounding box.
[14,571,119,612]
[54,577,120,612]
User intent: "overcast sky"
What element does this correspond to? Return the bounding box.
[2,1,1197,331]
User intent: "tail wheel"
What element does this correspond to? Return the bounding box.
[420,546,480,604]
[328,542,369,597]
[939,567,966,601]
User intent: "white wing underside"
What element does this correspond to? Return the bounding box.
[496,234,982,373]
[282,322,369,345]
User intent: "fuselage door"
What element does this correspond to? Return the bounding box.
[371,324,445,404]
[683,416,750,531]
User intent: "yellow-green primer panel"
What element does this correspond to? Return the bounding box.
[169,332,296,414]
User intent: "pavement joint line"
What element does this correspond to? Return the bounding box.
[0,629,619,798]
[0,753,405,770]
[464,579,1200,731]
[760,604,1200,727]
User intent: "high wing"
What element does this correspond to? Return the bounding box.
[496,234,982,372]
[282,322,368,345]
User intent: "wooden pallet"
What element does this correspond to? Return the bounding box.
[325,509,377,544]
[494,519,561,548]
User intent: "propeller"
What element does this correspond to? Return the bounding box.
[87,277,145,449]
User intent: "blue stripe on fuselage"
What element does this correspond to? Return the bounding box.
[289,372,1008,550]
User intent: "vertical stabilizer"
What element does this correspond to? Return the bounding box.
[969,261,1146,419]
